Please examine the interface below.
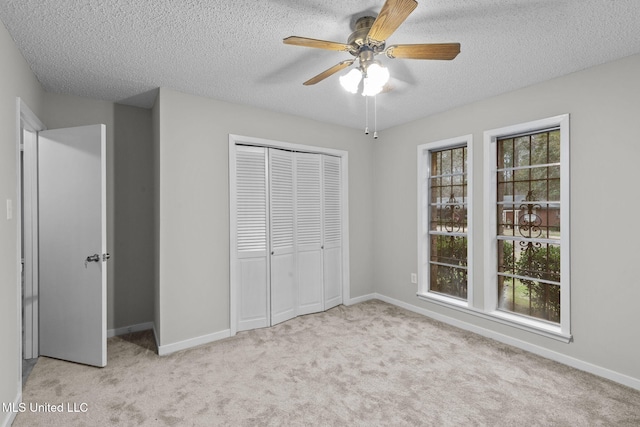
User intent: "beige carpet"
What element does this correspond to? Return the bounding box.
[15,300,640,426]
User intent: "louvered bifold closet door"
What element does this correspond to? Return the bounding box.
[269,149,297,325]
[236,146,269,332]
[323,155,343,309]
[295,152,324,315]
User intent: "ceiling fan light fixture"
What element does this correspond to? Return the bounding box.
[361,63,389,96]
[339,68,363,94]
[366,63,390,87]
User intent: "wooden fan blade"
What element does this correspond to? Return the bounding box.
[303,60,355,86]
[283,36,351,52]
[386,43,461,60]
[367,0,418,44]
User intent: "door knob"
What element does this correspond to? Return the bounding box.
[86,254,100,263]
[85,254,100,268]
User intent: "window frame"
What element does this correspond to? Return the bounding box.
[483,114,571,340]
[417,134,473,308]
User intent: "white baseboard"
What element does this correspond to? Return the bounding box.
[346,293,376,306]
[1,389,21,427]
[373,293,640,391]
[156,329,231,356]
[107,321,155,338]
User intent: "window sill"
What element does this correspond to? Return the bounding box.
[417,292,572,343]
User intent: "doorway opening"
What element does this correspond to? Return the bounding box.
[17,98,46,385]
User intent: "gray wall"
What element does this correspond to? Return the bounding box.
[41,93,155,330]
[154,87,374,346]
[152,96,161,341]
[373,53,640,382]
[0,20,44,427]
[113,104,154,328]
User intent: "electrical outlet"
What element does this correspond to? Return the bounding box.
[411,273,417,284]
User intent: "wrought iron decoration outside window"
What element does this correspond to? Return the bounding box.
[444,192,463,233]
[518,190,542,240]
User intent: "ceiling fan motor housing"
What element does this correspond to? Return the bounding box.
[347,16,386,53]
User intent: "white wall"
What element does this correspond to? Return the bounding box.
[373,53,640,384]
[41,93,155,330]
[0,20,44,427]
[154,88,374,346]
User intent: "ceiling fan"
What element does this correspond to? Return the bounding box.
[283,0,460,95]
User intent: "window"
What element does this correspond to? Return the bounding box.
[418,135,473,306]
[484,115,570,339]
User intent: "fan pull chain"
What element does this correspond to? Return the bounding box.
[373,95,378,139]
[364,95,369,135]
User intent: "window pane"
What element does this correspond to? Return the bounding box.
[430,204,467,232]
[498,240,516,276]
[452,147,465,174]
[531,133,549,165]
[548,131,561,163]
[548,165,560,179]
[514,180,530,199]
[515,242,560,282]
[441,150,451,175]
[497,128,562,325]
[451,184,465,199]
[428,145,468,301]
[514,168,530,182]
[514,136,530,167]
[498,139,513,169]
[430,264,467,300]
[498,169,511,183]
[499,279,560,323]
[497,182,514,198]
[531,167,547,180]
[430,235,468,265]
[432,151,441,176]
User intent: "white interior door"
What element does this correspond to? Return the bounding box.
[269,149,297,325]
[295,152,324,315]
[323,155,343,310]
[38,124,107,367]
[235,146,270,332]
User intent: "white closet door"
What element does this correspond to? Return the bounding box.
[269,149,297,325]
[295,152,324,315]
[323,155,343,309]
[236,146,269,332]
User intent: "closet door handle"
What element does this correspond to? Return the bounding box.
[271,251,274,255]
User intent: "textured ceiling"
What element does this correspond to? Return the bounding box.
[1,0,640,130]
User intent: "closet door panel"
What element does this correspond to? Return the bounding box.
[238,258,268,331]
[323,246,342,309]
[236,146,269,331]
[295,153,324,315]
[323,155,343,310]
[269,149,297,325]
[297,252,323,313]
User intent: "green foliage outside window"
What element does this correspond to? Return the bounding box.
[431,235,467,299]
[502,241,560,322]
